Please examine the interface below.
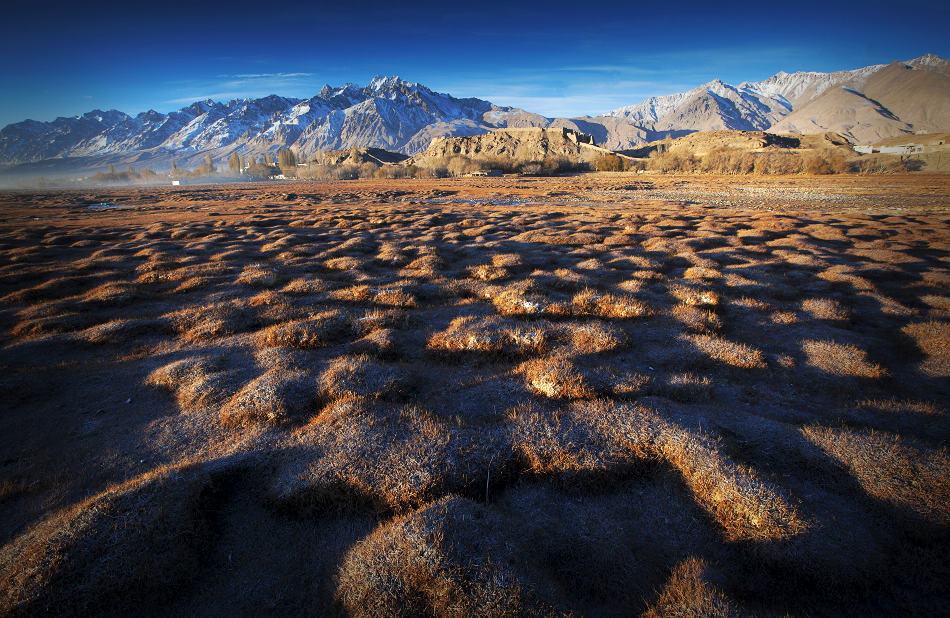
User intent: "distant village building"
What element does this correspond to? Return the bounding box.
[856,144,926,155]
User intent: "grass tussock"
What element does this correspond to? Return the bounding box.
[168,300,262,342]
[682,334,767,369]
[802,425,950,527]
[660,373,714,402]
[236,263,279,287]
[281,277,329,295]
[79,318,170,344]
[802,298,850,321]
[522,355,597,399]
[220,369,316,426]
[271,401,473,514]
[901,321,950,377]
[566,321,629,354]
[0,463,231,616]
[427,316,549,358]
[145,356,238,411]
[350,328,400,359]
[337,497,543,617]
[802,340,888,378]
[507,403,611,478]
[255,311,350,349]
[469,263,510,282]
[672,305,722,334]
[642,558,742,618]
[571,288,652,319]
[669,285,720,307]
[319,354,413,402]
[491,289,548,317]
[574,400,806,542]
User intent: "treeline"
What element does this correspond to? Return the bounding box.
[601,147,924,175]
[416,155,587,178]
[291,152,589,180]
[90,165,165,184]
[640,147,851,175]
[89,143,925,185]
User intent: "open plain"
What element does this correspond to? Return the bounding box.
[1,173,949,615]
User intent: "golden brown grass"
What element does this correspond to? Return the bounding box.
[682,334,767,369]
[573,400,806,542]
[902,321,950,377]
[522,355,597,399]
[642,558,741,618]
[571,288,652,318]
[236,263,279,287]
[145,356,237,411]
[337,497,543,617]
[672,304,723,334]
[669,285,720,307]
[255,310,350,348]
[427,316,550,358]
[802,297,851,321]
[0,462,233,615]
[802,339,888,378]
[319,354,413,402]
[220,369,316,426]
[802,425,950,526]
[3,177,949,615]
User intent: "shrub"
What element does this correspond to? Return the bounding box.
[804,150,850,175]
[594,154,624,172]
[647,151,700,173]
[752,152,803,175]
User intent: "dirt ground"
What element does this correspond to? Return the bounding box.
[1,172,948,615]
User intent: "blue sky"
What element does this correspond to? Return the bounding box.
[1,0,947,127]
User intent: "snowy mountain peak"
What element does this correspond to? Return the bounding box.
[603,56,935,133]
[1,55,946,173]
[906,53,945,68]
[369,75,412,92]
[0,76,516,166]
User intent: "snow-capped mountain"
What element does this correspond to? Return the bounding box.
[0,77,534,169]
[605,62,888,132]
[1,55,947,174]
[604,54,948,143]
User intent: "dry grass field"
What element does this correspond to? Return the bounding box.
[0,172,948,615]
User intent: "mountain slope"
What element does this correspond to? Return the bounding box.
[608,54,948,145]
[0,77,532,169]
[605,63,886,134]
[770,55,950,142]
[1,55,947,176]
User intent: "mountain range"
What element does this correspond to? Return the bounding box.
[1,55,947,174]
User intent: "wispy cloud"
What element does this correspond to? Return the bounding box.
[222,72,314,80]
[163,72,323,106]
[555,65,665,74]
[482,92,669,118]
[166,92,251,104]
